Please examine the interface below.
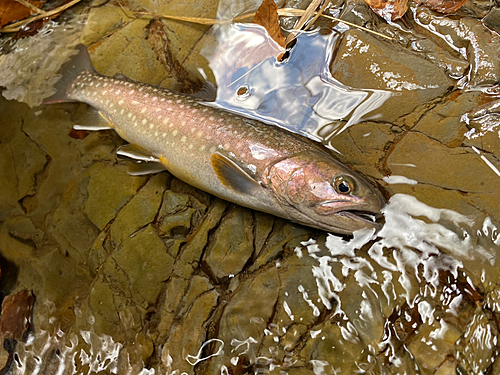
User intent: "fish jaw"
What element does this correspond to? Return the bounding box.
[267,152,385,234]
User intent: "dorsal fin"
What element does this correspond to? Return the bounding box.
[192,81,217,102]
[211,152,262,195]
[73,107,113,131]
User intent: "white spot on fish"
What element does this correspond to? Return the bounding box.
[155,131,158,136]
[182,121,186,126]
[109,103,114,108]
[103,90,108,95]
[103,83,108,87]
[160,98,165,102]
[163,118,169,125]
[150,124,154,129]
[191,128,195,133]
[162,133,167,138]
[116,90,121,95]
[167,100,173,104]
[132,101,139,105]
[155,108,161,112]
[209,116,214,121]
[181,136,187,143]
[120,109,124,115]
[145,93,149,98]
[89,82,94,87]
[189,144,193,149]
[141,108,147,113]
[200,145,206,151]
[118,100,124,105]
[203,108,208,112]
[153,97,158,101]
[139,87,143,92]
[96,83,101,88]
[127,113,132,118]
[142,119,147,125]
[176,99,182,103]
[173,130,178,136]
[197,131,202,137]
[209,146,216,153]
[129,90,135,95]
[180,105,185,108]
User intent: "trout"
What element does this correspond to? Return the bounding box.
[45,45,384,234]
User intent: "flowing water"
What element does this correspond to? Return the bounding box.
[0,0,500,374]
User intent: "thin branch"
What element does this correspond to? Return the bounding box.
[0,0,81,33]
[14,0,46,14]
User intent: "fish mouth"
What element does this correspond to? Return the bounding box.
[337,210,382,225]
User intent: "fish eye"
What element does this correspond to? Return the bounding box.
[333,176,354,195]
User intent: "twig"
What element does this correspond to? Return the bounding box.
[0,0,81,33]
[305,0,329,31]
[14,0,46,14]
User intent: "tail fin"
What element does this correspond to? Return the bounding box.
[43,44,96,104]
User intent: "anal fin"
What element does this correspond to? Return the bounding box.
[74,107,113,131]
[117,144,166,176]
[211,152,262,195]
[127,162,166,176]
[117,144,161,163]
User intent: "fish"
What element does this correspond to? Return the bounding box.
[44,44,385,235]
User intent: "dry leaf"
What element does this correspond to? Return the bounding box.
[419,0,469,14]
[0,0,44,28]
[252,0,286,48]
[363,0,408,21]
[1,290,35,340]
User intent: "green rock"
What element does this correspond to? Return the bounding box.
[112,225,174,306]
[204,205,254,280]
[110,173,167,245]
[84,163,146,230]
[160,207,196,236]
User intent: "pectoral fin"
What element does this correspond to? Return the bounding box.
[73,107,113,131]
[211,152,262,195]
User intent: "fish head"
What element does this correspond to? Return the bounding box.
[267,151,385,234]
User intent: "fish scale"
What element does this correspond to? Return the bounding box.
[45,44,385,234]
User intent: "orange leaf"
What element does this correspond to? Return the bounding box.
[419,0,470,14]
[363,0,408,21]
[0,0,44,27]
[1,290,35,340]
[252,0,286,48]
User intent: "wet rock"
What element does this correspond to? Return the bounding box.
[330,29,454,122]
[81,4,134,46]
[387,131,500,193]
[90,20,170,86]
[413,91,482,147]
[207,267,280,373]
[161,289,219,375]
[160,208,196,236]
[483,7,500,34]
[251,220,310,271]
[408,319,462,373]
[84,163,146,230]
[299,321,367,373]
[112,225,174,307]
[87,231,108,277]
[110,173,167,245]
[204,205,254,281]
[435,356,457,375]
[456,308,499,374]
[415,8,500,88]
[174,199,227,279]
[330,121,396,179]
[50,172,100,265]
[156,276,190,344]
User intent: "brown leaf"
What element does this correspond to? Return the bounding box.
[252,0,286,48]
[419,0,469,14]
[0,0,44,28]
[1,290,35,340]
[69,128,89,140]
[363,0,408,21]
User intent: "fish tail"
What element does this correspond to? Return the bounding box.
[43,44,96,104]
